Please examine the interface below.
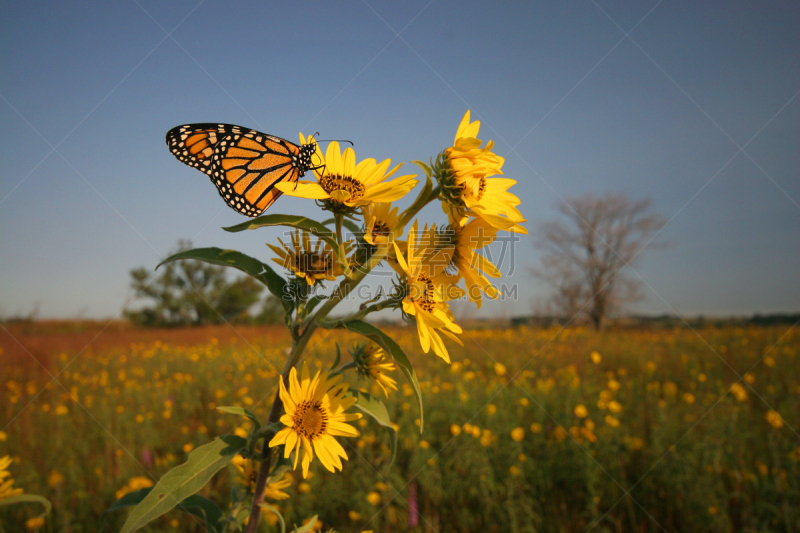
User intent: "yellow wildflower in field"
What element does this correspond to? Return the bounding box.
[629,437,645,451]
[607,379,621,392]
[367,491,381,505]
[47,470,63,488]
[730,382,748,402]
[683,393,696,405]
[394,222,464,363]
[744,373,756,384]
[450,424,462,436]
[115,476,153,500]
[574,404,588,418]
[25,516,45,530]
[493,362,507,376]
[0,456,23,501]
[439,110,526,233]
[590,351,602,364]
[530,422,542,433]
[607,400,623,414]
[231,455,257,492]
[605,415,621,428]
[766,409,784,429]
[663,382,678,396]
[511,427,525,442]
[268,229,342,285]
[275,139,417,211]
[268,362,362,478]
[263,473,293,500]
[353,342,398,398]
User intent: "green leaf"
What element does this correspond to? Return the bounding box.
[120,435,246,533]
[157,248,291,314]
[330,343,342,371]
[292,515,320,533]
[216,406,261,428]
[224,214,339,252]
[174,495,224,533]
[106,488,152,513]
[353,391,398,468]
[411,159,433,178]
[107,488,223,533]
[343,320,424,432]
[0,494,51,516]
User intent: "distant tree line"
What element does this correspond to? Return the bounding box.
[511,313,800,329]
[124,240,282,327]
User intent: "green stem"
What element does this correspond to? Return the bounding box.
[317,296,400,329]
[334,213,352,278]
[331,360,357,376]
[398,185,441,229]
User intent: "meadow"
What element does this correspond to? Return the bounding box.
[1,321,798,532]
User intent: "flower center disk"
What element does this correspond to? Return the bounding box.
[320,173,366,201]
[296,252,331,275]
[372,221,391,238]
[412,273,437,312]
[293,400,327,439]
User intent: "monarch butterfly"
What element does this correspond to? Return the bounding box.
[165,123,318,217]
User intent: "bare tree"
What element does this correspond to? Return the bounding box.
[533,193,666,329]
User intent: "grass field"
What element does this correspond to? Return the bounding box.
[1,321,799,532]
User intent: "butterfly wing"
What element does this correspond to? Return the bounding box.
[166,123,307,217]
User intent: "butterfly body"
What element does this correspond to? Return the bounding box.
[166,123,316,217]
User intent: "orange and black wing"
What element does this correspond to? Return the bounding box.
[166,123,315,217]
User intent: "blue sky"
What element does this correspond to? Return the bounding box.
[1,0,798,320]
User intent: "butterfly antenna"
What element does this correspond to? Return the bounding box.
[316,138,354,146]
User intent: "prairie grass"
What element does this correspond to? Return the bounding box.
[1,322,798,532]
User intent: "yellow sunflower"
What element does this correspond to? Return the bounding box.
[353,342,398,398]
[0,455,23,501]
[394,221,464,363]
[275,142,418,211]
[268,362,361,478]
[438,110,527,234]
[231,455,257,492]
[440,214,501,308]
[231,456,293,499]
[267,229,342,285]
[362,202,401,248]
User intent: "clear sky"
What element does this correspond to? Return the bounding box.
[1,0,798,320]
